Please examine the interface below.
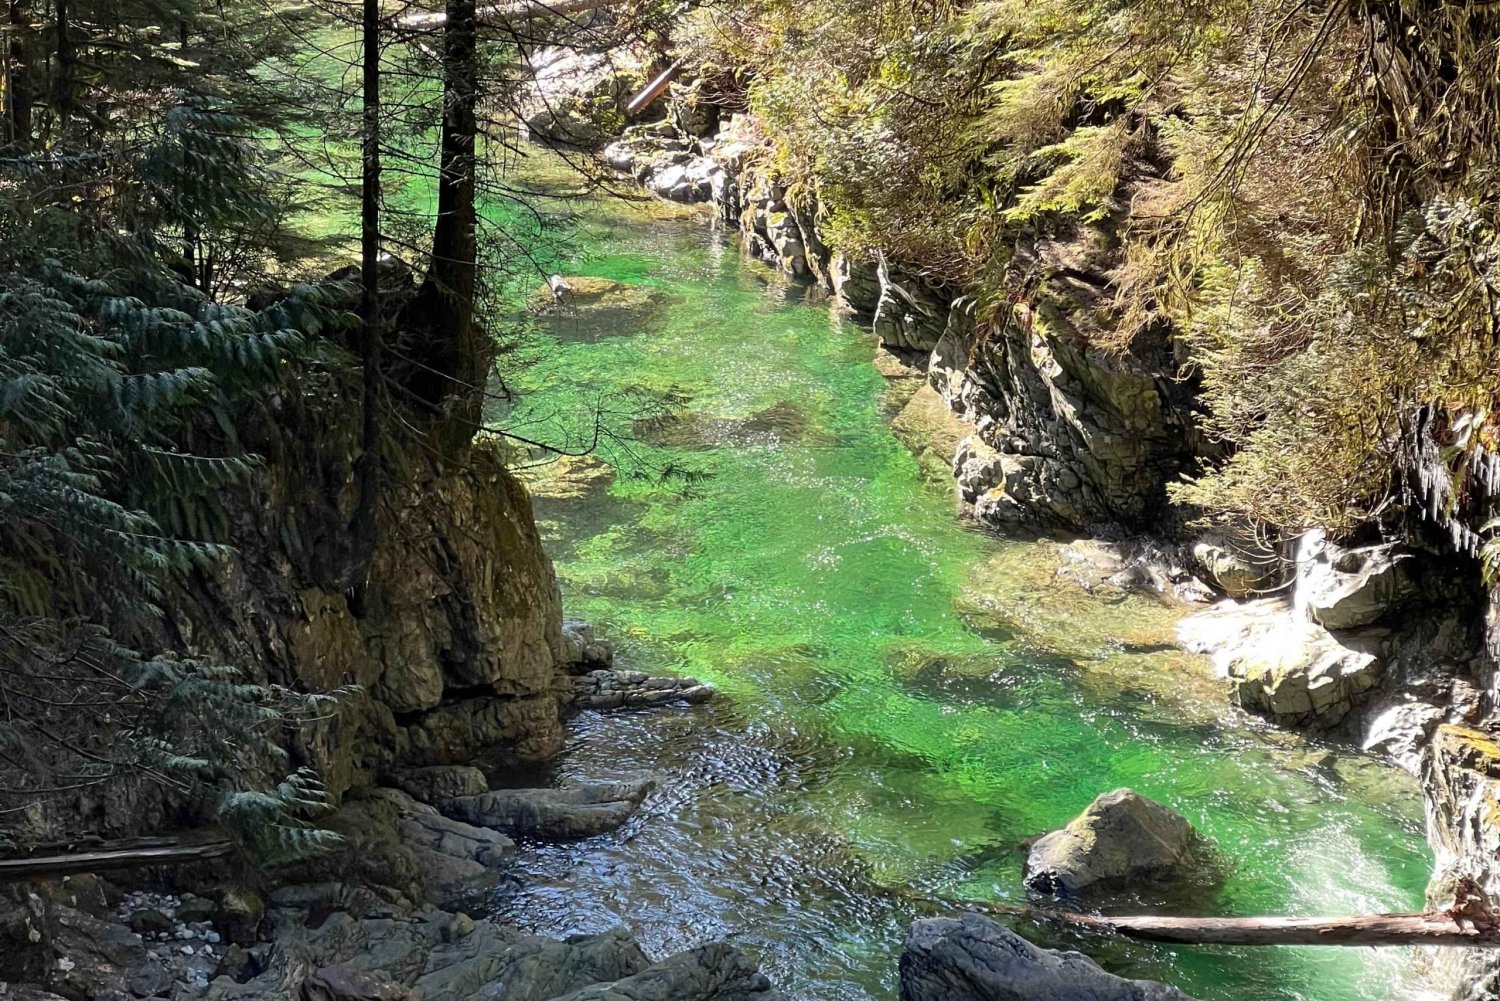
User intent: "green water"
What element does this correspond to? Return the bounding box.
[484,177,1435,1000]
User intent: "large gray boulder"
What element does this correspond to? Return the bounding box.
[1024,789,1213,898]
[440,776,656,840]
[900,914,1198,1001]
[1177,598,1387,729]
[1294,531,1413,630]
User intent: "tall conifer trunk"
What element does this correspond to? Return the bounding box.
[409,0,487,456]
[347,0,383,594]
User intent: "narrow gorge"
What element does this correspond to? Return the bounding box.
[2,3,1499,1001]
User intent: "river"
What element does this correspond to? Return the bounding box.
[484,168,1436,1001]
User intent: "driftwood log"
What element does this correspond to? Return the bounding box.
[626,61,683,117]
[1030,908,1499,948]
[0,837,233,881]
[892,886,1500,949]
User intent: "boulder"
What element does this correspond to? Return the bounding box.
[1294,531,1414,630]
[177,893,218,924]
[900,913,1198,1001]
[0,892,173,998]
[1178,598,1387,728]
[397,809,514,907]
[304,964,417,1001]
[549,942,783,1001]
[415,925,649,1000]
[1024,789,1212,898]
[1191,530,1281,599]
[440,776,656,840]
[389,765,489,803]
[216,887,265,947]
[559,620,614,671]
[129,906,174,936]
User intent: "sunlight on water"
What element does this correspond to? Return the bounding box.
[484,167,1433,1001]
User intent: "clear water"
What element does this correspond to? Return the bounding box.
[484,170,1435,1001]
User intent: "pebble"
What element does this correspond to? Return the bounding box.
[181,944,194,956]
[205,931,221,944]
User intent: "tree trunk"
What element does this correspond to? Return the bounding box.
[5,0,33,147]
[52,0,72,121]
[347,0,383,595]
[408,0,488,456]
[1034,908,1500,948]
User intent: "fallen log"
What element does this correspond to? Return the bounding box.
[1031,908,1499,948]
[625,60,682,117]
[0,838,233,881]
[398,0,630,30]
[890,886,1500,948]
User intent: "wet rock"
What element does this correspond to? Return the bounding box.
[1055,538,1213,605]
[215,942,256,981]
[415,924,649,1000]
[397,806,515,906]
[1423,725,1500,997]
[305,964,418,1001]
[1191,530,1281,599]
[1024,789,1214,898]
[549,942,783,1001]
[560,620,615,670]
[900,913,1198,1001]
[399,694,563,770]
[1178,598,1387,728]
[440,776,656,840]
[388,765,489,803]
[1294,531,1414,630]
[572,669,714,710]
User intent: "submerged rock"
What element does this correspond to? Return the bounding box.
[572,669,715,710]
[1024,788,1215,898]
[440,776,656,840]
[900,913,1198,1001]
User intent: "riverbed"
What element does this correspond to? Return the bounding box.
[486,172,1435,1001]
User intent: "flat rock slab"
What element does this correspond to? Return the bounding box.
[900,914,1199,1001]
[440,776,657,840]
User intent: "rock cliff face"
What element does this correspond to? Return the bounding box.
[608,115,1199,533]
[181,425,568,810]
[1424,727,1500,1000]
